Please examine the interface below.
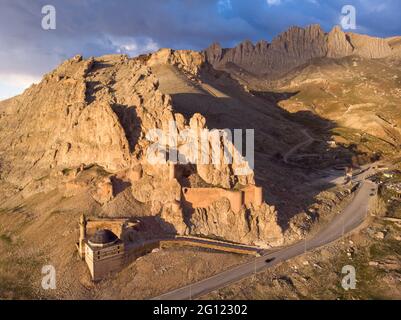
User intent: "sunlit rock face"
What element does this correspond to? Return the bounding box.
[0,50,282,246]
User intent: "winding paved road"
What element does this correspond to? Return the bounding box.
[153,167,377,300]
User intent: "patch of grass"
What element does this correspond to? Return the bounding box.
[332,250,386,300]
[11,205,25,214]
[370,239,401,257]
[0,240,46,299]
[330,127,394,157]
[0,276,37,300]
[35,175,49,182]
[0,234,12,245]
[376,172,401,218]
[61,168,73,175]
[84,164,110,177]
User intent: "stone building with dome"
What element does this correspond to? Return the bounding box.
[77,214,140,281]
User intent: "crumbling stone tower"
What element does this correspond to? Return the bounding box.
[78,214,87,259]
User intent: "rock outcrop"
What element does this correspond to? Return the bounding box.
[327,26,354,58]
[387,36,401,51]
[0,55,132,187]
[189,200,283,247]
[147,48,206,75]
[0,52,282,246]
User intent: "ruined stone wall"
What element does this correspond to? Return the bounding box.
[241,185,263,207]
[125,241,160,260]
[182,187,243,213]
[159,239,260,256]
[86,219,136,239]
[182,185,263,213]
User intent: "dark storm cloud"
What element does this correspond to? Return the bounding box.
[0,0,400,97]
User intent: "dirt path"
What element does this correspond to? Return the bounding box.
[283,129,315,163]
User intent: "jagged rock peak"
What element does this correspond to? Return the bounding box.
[327,25,354,58]
[148,48,206,75]
[205,42,224,66]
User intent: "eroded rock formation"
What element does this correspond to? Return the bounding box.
[0,51,283,246]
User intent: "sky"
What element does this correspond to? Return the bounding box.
[0,0,400,100]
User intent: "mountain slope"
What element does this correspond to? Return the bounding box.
[258,55,401,151]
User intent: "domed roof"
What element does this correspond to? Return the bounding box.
[89,229,118,246]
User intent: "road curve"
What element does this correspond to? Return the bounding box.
[152,177,377,300]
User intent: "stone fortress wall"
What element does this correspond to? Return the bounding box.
[167,162,263,213]
[85,219,130,239]
[182,187,243,213]
[122,161,264,214]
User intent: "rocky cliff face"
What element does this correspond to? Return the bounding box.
[206,25,397,77]
[0,52,250,188]
[326,25,354,58]
[0,55,131,187]
[0,50,283,246]
[347,33,393,58]
[189,200,283,247]
[147,48,206,75]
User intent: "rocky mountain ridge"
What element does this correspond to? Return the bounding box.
[205,25,400,77]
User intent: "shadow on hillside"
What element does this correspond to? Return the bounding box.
[110,176,131,197]
[85,81,102,104]
[112,104,142,153]
[166,76,374,232]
